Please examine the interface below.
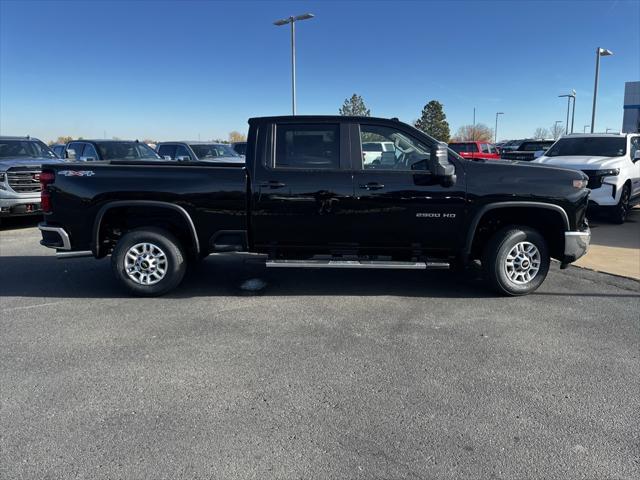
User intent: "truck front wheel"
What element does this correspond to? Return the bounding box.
[111,227,186,296]
[482,226,550,296]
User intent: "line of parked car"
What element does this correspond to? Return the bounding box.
[0,131,638,224]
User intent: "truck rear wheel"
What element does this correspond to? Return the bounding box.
[608,183,630,224]
[111,227,186,296]
[482,226,550,296]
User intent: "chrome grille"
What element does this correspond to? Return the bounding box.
[7,166,42,193]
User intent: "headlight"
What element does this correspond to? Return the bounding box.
[572,178,588,189]
[596,168,620,177]
[0,172,5,182]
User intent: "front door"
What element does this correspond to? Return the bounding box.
[350,122,466,256]
[251,122,355,255]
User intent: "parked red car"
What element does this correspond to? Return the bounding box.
[448,141,501,160]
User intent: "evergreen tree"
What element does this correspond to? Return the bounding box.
[414,100,450,142]
[339,94,371,116]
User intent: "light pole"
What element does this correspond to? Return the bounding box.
[554,120,563,140]
[590,47,613,133]
[274,13,314,115]
[559,90,576,134]
[494,112,504,143]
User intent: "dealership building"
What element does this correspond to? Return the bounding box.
[623,81,640,133]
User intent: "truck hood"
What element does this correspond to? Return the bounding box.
[533,155,623,170]
[0,157,65,171]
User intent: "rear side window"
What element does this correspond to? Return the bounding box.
[157,144,177,159]
[275,124,339,169]
[449,143,478,153]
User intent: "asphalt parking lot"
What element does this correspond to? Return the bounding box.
[1,220,639,479]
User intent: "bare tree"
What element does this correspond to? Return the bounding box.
[550,123,564,140]
[451,123,493,142]
[533,128,550,139]
[228,131,247,143]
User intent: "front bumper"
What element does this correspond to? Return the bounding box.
[0,194,42,217]
[562,229,591,264]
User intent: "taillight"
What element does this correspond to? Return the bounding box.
[40,170,55,213]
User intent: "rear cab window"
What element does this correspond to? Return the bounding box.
[274,124,340,169]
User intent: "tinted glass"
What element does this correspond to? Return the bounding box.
[362,142,383,152]
[519,141,554,151]
[360,124,430,171]
[545,137,626,157]
[189,144,240,159]
[0,140,57,159]
[157,144,177,159]
[275,124,340,169]
[175,145,192,160]
[82,144,98,160]
[95,142,160,160]
[66,142,84,159]
[232,143,247,155]
[449,143,478,153]
[52,145,65,157]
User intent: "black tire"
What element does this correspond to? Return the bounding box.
[111,227,186,296]
[482,226,550,296]
[608,183,631,224]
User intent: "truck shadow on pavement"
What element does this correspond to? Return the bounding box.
[1,254,638,300]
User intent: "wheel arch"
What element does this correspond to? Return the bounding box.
[93,200,200,257]
[464,202,569,261]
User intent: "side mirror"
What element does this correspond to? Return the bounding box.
[163,155,173,161]
[66,149,76,160]
[79,156,95,162]
[633,151,640,163]
[429,142,456,186]
[176,155,191,162]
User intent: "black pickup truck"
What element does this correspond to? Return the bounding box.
[39,116,590,296]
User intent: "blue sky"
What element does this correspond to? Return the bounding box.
[1,0,638,142]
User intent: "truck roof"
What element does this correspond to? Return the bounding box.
[0,135,43,141]
[248,115,401,125]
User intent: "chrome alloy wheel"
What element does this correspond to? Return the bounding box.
[124,242,168,285]
[504,241,541,285]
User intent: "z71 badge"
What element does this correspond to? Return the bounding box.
[58,170,95,177]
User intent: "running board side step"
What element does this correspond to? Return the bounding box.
[265,260,450,270]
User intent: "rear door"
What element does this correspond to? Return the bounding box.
[350,122,467,255]
[251,121,355,254]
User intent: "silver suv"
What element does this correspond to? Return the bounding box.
[0,136,64,219]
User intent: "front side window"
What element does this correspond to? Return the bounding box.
[480,143,491,153]
[66,142,84,159]
[157,144,177,159]
[189,144,240,159]
[545,137,626,157]
[175,145,192,160]
[275,124,339,169]
[360,124,430,170]
[0,140,57,159]
[629,137,639,158]
[82,144,98,160]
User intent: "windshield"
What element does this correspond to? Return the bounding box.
[0,140,57,159]
[189,144,240,159]
[449,143,478,153]
[545,137,627,157]
[95,142,160,160]
[519,141,554,151]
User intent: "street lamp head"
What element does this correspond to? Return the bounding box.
[598,48,613,56]
[294,13,314,21]
[274,13,314,25]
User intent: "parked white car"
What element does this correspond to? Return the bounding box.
[533,133,640,223]
[362,141,395,165]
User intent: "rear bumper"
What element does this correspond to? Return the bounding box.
[38,223,71,250]
[562,229,590,263]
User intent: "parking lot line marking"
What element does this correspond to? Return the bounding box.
[2,301,65,313]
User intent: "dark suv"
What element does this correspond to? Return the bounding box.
[64,140,161,161]
[156,142,244,164]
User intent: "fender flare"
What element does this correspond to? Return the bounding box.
[463,201,570,256]
[93,200,200,256]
